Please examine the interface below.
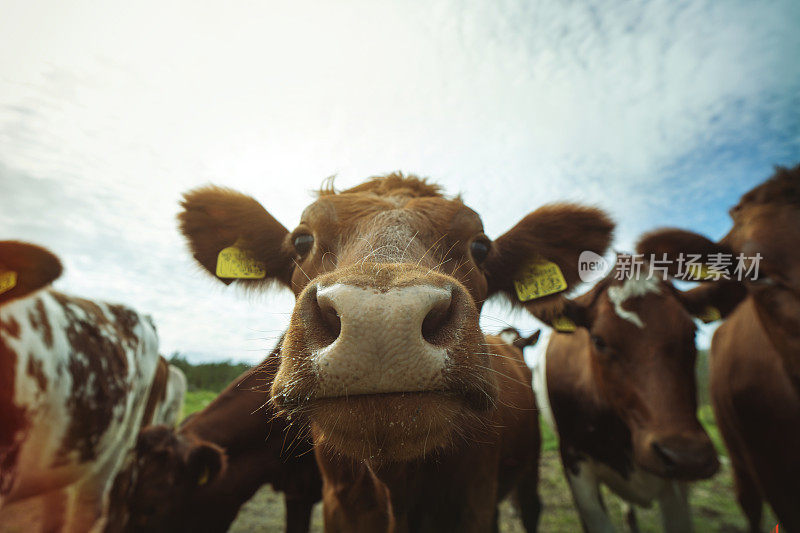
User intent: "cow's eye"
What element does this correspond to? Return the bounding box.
[293,234,314,255]
[470,239,491,265]
[590,335,607,352]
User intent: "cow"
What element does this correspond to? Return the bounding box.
[119,346,322,533]
[531,256,726,533]
[0,241,160,533]
[141,356,187,428]
[638,164,800,531]
[177,173,615,531]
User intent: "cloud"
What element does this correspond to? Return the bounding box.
[1,0,797,361]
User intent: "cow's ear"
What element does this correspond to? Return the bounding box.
[636,228,735,277]
[0,241,62,306]
[485,203,614,321]
[178,185,293,288]
[512,329,541,349]
[540,299,593,334]
[185,442,226,487]
[675,280,747,323]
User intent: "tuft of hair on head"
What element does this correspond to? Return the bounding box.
[316,175,339,197]
[333,172,444,199]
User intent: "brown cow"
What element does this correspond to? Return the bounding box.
[638,165,800,531]
[178,173,614,531]
[532,257,726,533]
[118,346,321,533]
[313,332,541,532]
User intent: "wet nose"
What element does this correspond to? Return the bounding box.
[302,281,464,397]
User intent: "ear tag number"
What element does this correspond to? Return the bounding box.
[0,271,17,295]
[513,258,567,302]
[216,240,266,279]
[697,305,721,323]
[197,466,210,486]
[552,315,577,332]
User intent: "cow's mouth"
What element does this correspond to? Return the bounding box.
[305,391,475,462]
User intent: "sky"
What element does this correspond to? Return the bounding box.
[1,0,798,363]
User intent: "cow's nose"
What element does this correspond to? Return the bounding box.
[650,435,719,479]
[314,282,456,347]
[302,282,464,396]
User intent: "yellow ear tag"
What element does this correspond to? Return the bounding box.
[215,241,266,279]
[197,467,210,486]
[686,264,714,281]
[513,258,568,302]
[0,271,17,295]
[552,315,577,333]
[697,306,721,324]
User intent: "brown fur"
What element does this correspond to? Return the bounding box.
[547,263,719,483]
[0,241,62,305]
[178,173,613,531]
[121,349,321,533]
[710,298,800,531]
[636,164,800,529]
[141,356,170,427]
[315,336,540,533]
[722,164,800,392]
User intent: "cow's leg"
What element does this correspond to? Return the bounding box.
[622,502,639,533]
[563,461,615,533]
[731,463,762,533]
[513,474,541,532]
[657,482,692,533]
[284,495,315,533]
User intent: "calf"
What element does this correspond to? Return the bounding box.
[0,242,160,532]
[178,173,614,531]
[120,347,322,533]
[532,257,721,533]
[639,164,800,531]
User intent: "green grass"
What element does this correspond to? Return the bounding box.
[183,390,219,418]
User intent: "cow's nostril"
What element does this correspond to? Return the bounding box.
[318,299,341,340]
[421,288,455,346]
[312,285,341,346]
[651,441,677,470]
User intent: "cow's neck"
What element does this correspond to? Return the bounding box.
[364,442,499,532]
[748,291,800,389]
[175,347,307,525]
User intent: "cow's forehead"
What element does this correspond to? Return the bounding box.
[299,194,483,234]
[600,276,696,335]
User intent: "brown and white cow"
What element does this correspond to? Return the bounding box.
[120,345,322,533]
[177,173,614,531]
[532,257,724,533]
[639,164,800,531]
[0,242,160,533]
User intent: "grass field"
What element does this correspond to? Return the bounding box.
[183,390,776,532]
